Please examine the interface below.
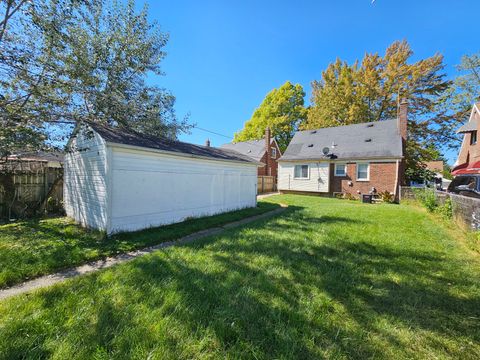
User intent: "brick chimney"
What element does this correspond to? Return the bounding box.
[398,99,408,143]
[205,138,210,147]
[265,127,271,176]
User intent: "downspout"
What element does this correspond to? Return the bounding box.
[394,159,400,202]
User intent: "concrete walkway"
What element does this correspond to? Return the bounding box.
[257,192,280,199]
[0,206,287,301]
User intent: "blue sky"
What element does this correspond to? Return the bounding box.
[140,0,478,162]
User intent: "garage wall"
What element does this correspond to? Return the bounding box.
[278,161,330,193]
[64,126,108,231]
[108,146,258,233]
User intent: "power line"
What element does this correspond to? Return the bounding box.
[192,125,267,149]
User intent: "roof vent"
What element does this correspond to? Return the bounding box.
[307,144,314,147]
[365,138,372,142]
[310,130,317,134]
[367,123,374,128]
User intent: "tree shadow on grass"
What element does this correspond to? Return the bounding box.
[2,207,479,359]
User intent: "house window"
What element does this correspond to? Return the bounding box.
[471,131,477,145]
[271,147,277,159]
[356,163,369,181]
[294,164,309,179]
[335,163,346,176]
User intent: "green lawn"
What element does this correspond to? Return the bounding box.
[0,202,280,288]
[1,195,479,359]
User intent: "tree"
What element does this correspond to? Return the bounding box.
[433,53,480,149]
[234,81,307,151]
[0,0,189,160]
[302,40,451,181]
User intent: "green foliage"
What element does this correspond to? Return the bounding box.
[0,0,189,159]
[343,192,357,201]
[234,81,307,151]
[378,190,395,203]
[1,195,480,358]
[413,188,453,219]
[301,40,451,181]
[437,197,453,220]
[0,202,279,288]
[413,188,438,212]
[433,53,480,150]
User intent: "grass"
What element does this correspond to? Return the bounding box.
[0,194,479,359]
[0,202,280,288]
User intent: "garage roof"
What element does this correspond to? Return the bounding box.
[86,122,260,164]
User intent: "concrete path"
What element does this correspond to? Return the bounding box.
[0,206,287,301]
[257,192,280,199]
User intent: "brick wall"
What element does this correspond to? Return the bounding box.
[331,162,398,197]
[257,141,281,178]
[456,107,480,166]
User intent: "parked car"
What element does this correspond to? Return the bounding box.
[447,174,480,198]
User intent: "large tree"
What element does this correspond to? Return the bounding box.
[234,81,307,151]
[0,0,189,160]
[301,40,451,182]
[433,53,480,149]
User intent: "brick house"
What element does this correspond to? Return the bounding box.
[221,128,282,178]
[277,100,408,199]
[452,102,480,175]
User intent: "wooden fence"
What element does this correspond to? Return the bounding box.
[257,176,276,194]
[0,164,63,220]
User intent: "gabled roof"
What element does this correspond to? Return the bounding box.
[220,139,275,161]
[457,103,480,133]
[85,122,259,165]
[280,119,403,161]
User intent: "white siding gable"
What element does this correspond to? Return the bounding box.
[278,161,329,193]
[64,126,108,231]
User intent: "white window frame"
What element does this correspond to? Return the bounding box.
[356,162,370,181]
[334,163,347,177]
[271,147,277,159]
[294,164,310,179]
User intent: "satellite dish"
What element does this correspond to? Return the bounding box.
[322,147,330,155]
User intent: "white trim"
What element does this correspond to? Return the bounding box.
[356,162,370,181]
[293,164,310,179]
[334,163,347,176]
[270,138,283,157]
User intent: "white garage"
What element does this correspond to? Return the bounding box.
[64,122,260,234]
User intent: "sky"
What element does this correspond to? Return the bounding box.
[139,0,479,163]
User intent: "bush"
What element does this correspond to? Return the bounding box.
[379,190,395,203]
[413,188,438,212]
[437,197,453,220]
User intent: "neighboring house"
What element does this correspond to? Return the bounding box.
[277,101,407,198]
[452,102,480,175]
[220,128,282,178]
[64,122,260,234]
[410,160,451,190]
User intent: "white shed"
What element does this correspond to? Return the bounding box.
[64,123,259,234]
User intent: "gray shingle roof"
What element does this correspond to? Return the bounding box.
[87,122,259,164]
[220,139,269,161]
[280,119,403,161]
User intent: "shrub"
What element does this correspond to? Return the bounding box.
[378,190,395,203]
[436,197,453,220]
[344,193,357,201]
[413,188,438,212]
